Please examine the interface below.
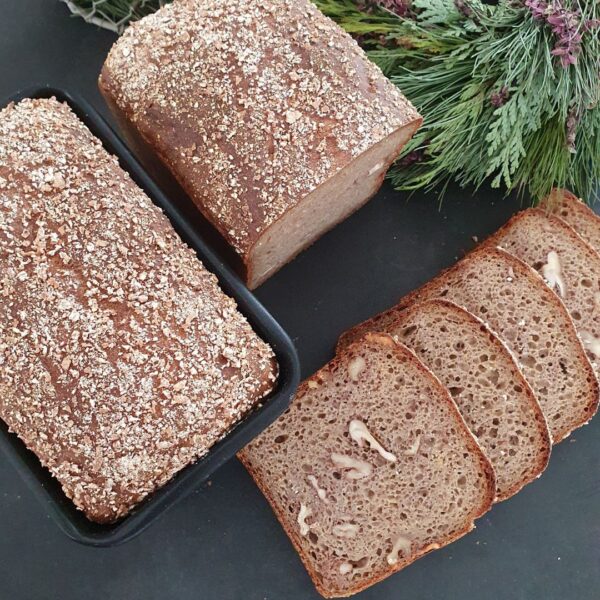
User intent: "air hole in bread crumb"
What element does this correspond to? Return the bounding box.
[274,435,288,443]
[401,325,417,337]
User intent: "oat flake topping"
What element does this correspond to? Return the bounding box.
[100,0,420,255]
[0,98,276,523]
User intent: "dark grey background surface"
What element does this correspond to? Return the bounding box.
[0,2,598,599]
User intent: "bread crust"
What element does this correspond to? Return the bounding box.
[0,98,277,523]
[338,247,599,443]
[99,0,421,287]
[386,298,552,501]
[540,189,600,251]
[481,207,600,274]
[239,333,495,598]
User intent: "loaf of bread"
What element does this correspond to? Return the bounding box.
[386,299,551,501]
[481,208,600,373]
[339,247,599,443]
[99,0,422,289]
[0,98,277,523]
[240,333,495,598]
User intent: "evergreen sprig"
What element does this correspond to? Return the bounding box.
[315,0,599,202]
[63,0,599,202]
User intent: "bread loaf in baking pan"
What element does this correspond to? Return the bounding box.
[240,333,495,598]
[0,97,277,523]
[99,0,422,289]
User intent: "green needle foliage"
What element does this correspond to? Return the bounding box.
[315,0,599,202]
[64,0,599,202]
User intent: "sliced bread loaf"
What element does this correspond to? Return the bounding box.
[481,208,600,372]
[100,0,421,289]
[386,299,551,501]
[338,247,599,443]
[540,189,600,252]
[239,333,495,598]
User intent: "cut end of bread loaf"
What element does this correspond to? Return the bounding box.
[387,299,551,501]
[339,247,599,444]
[246,121,421,289]
[240,333,494,597]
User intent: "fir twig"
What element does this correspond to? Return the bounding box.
[60,0,166,33]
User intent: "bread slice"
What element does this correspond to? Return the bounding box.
[481,208,600,373]
[239,333,495,598]
[386,299,551,501]
[339,247,599,443]
[540,189,600,252]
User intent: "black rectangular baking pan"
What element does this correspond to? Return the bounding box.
[0,86,300,548]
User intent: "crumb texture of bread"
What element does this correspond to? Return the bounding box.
[0,98,277,523]
[482,208,600,374]
[340,248,598,443]
[540,189,600,252]
[240,334,494,598]
[99,0,421,288]
[387,299,551,501]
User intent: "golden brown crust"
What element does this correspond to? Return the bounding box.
[239,333,495,598]
[386,299,552,501]
[99,0,421,282]
[0,98,277,523]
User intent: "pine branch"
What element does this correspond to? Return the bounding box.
[62,0,600,203]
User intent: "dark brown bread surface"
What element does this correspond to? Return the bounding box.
[540,189,600,252]
[386,299,551,501]
[481,208,600,373]
[339,247,598,443]
[99,0,421,288]
[240,333,495,598]
[0,98,277,523]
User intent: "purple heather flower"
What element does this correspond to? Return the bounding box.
[454,0,475,19]
[525,0,586,68]
[399,148,426,167]
[490,86,510,108]
[377,0,411,17]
